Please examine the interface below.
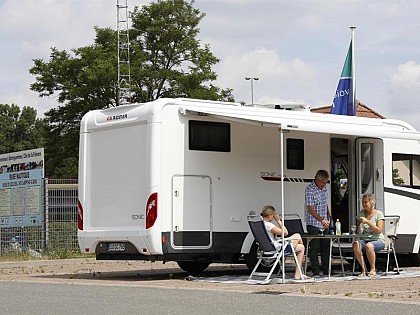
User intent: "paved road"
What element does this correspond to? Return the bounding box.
[1,281,419,315]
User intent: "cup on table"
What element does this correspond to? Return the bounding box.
[350,225,357,235]
[319,227,325,235]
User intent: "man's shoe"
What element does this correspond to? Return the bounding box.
[312,272,320,278]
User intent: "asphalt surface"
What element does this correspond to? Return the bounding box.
[1,281,420,315]
[0,258,419,313]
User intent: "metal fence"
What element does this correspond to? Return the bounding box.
[0,178,79,258]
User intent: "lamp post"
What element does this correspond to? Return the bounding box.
[245,77,259,105]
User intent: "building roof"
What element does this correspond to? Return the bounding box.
[311,100,385,119]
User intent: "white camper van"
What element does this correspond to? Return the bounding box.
[78,98,420,272]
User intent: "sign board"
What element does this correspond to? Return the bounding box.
[0,148,44,227]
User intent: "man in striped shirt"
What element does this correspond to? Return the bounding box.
[305,169,331,277]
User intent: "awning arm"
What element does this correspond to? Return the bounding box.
[280,128,286,283]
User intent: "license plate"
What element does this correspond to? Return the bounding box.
[107,243,126,252]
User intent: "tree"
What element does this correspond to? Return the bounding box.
[0,104,46,154]
[30,0,233,177]
[30,28,118,177]
[392,168,405,186]
[129,0,234,102]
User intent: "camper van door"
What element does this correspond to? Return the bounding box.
[171,175,212,249]
[356,138,384,212]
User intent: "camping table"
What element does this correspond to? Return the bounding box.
[302,234,364,279]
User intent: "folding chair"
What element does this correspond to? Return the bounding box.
[284,214,305,235]
[247,215,304,282]
[353,215,400,275]
[380,215,400,275]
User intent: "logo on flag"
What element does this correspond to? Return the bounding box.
[330,40,356,116]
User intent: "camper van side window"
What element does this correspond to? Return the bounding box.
[413,155,420,187]
[286,138,304,170]
[392,154,410,187]
[189,120,231,152]
[392,153,420,188]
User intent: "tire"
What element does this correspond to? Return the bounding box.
[176,261,210,274]
[244,242,277,273]
[244,242,259,271]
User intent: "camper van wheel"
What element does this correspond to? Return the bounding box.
[177,261,210,274]
[244,242,259,270]
[244,242,276,272]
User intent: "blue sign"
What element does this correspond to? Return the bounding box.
[0,148,44,227]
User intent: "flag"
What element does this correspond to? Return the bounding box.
[330,38,356,116]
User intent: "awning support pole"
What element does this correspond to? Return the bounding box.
[280,128,285,283]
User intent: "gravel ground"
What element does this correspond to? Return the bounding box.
[0,258,419,303]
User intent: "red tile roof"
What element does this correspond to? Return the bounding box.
[311,100,385,119]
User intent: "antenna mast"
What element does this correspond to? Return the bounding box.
[116,0,131,106]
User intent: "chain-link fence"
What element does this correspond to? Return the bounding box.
[0,178,78,259]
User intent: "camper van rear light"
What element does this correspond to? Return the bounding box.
[77,200,83,230]
[146,193,158,229]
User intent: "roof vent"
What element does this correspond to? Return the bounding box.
[274,102,310,111]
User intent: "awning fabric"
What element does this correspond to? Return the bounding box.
[178,102,420,140]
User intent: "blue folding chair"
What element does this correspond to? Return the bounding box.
[247,215,304,282]
[284,214,305,235]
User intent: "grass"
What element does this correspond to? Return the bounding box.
[1,222,82,261]
[367,291,384,298]
[0,250,94,261]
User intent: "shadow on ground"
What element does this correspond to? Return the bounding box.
[33,264,251,282]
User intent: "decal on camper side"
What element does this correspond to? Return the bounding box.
[131,214,144,220]
[260,171,312,183]
[106,113,128,121]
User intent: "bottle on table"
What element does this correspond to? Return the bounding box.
[335,219,341,235]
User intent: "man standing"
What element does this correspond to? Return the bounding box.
[305,169,331,277]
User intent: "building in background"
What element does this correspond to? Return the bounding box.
[311,100,385,119]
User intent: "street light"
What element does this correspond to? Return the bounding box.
[245,77,259,105]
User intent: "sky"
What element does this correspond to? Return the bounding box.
[1,0,420,130]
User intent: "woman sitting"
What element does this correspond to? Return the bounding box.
[261,205,309,280]
[353,193,385,277]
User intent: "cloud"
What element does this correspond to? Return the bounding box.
[0,0,420,131]
[386,61,420,128]
[391,61,420,90]
[0,0,131,116]
[0,0,119,53]
[215,48,317,104]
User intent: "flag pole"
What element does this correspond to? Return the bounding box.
[350,26,356,114]
[330,27,357,116]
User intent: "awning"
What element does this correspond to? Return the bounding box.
[179,102,420,141]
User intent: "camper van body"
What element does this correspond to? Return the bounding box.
[78,98,420,269]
